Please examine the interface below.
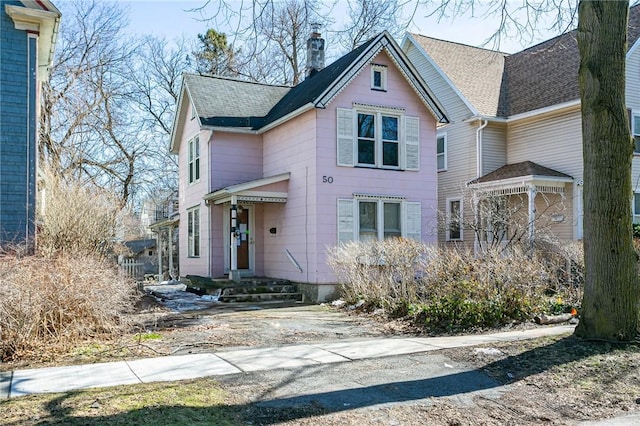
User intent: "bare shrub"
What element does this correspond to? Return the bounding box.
[328,239,582,331]
[38,170,122,258]
[327,238,429,307]
[0,254,136,361]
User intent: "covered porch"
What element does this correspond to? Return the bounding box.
[468,161,574,251]
[204,172,290,282]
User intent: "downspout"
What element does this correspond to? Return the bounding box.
[476,119,489,178]
[206,130,212,279]
[474,119,488,254]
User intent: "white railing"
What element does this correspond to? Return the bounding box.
[119,258,144,281]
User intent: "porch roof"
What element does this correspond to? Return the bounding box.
[204,172,290,205]
[468,161,573,195]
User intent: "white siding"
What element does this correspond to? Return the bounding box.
[627,42,640,193]
[403,42,475,123]
[506,107,583,181]
[481,123,507,175]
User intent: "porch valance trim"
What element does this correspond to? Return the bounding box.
[204,172,290,204]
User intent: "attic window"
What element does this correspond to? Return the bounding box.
[371,64,387,91]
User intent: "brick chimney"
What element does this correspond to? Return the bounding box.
[305,23,325,79]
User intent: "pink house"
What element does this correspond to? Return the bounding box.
[169,31,449,301]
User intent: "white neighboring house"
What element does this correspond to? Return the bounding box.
[402,4,640,249]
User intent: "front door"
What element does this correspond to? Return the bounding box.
[236,207,250,269]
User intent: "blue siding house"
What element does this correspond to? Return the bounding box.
[0,0,60,247]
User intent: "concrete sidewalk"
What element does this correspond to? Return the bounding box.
[1,325,575,399]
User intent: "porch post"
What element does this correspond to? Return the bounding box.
[528,184,537,251]
[168,225,174,280]
[472,191,480,255]
[156,229,163,283]
[229,195,240,282]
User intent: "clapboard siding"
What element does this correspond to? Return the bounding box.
[507,107,583,181]
[0,3,35,244]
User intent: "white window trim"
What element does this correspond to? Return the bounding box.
[437,132,447,171]
[446,197,463,241]
[371,64,387,91]
[187,205,200,257]
[633,111,640,155]
[356,198,402,241]
[633,193,640,224]
[338,196,421,243]
[336,107,419,171]
[355,107,403,170]
[188,135,200,184]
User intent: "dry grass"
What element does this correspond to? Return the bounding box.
[0,254,137,361]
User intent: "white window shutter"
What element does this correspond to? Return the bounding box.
[404,201,421,241]
[337,108,354,166]
[404,116,420,171]
[337,198,355,243]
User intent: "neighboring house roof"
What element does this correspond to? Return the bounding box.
[469,161,573,185]
[170,31,449,152]
[408,4,640,118]
[124,239,157,256]
[407,34,507,116]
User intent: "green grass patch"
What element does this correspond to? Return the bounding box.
[136,332,163,341]
[1,379,243,425]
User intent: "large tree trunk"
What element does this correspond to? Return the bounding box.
[576,0,639,341]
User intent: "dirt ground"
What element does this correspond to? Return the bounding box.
[133,292,640,425]
[4,290,640,425]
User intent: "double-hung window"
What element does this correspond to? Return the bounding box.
[338,106,418,170]
[338,197,421,243]
[188,136,200,184]
[187,206,200,257]
[357,112,399,167]
[446,197,463,241]
[437,133,447,171]
[358,200,401,241]
[634,193,640,224]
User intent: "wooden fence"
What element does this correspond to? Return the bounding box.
[118,258,145,281]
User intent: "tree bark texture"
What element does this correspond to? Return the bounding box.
[576,0,639,341]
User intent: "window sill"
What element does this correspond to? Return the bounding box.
[354,165,404,171]
[371,87,387,92]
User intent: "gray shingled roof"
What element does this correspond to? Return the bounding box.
[182,32,447,131]
[184,74,290,128]
[409,34,507,116]
[470,161,572,184]
[412,4,640,118]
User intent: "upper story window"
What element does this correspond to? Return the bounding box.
[337,106,419,171]
[437,133,447,171]
[188,135,200,184]
[371,64,387,91]
[357,112,399,167]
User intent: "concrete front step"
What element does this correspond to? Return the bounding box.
[184,276,304,303]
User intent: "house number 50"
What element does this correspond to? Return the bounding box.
[322,176,334,184]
